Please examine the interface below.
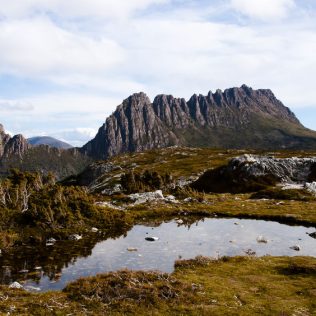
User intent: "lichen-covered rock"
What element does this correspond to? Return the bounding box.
[192,155,316,193]
[305,182,316,195]
[9,281,23,289]
[128,190,164,205]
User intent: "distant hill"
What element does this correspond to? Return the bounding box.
[28,136,73,149]
[81,85,316,160]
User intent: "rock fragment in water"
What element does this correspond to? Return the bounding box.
[290,245,301,251]
[69,234,82,241]
[9,281,23,289]
[145,237,159,242]
[256,236,268,243]
[309,231,316,239]
[127,247,138,252]
[176,219,184,224]
[244,249,256,256]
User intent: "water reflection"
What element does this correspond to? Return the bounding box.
[0,217,315,292]
[0,228,129,289]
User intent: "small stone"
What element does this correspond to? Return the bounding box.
[9,282,23,289]
[127,247,138,252]
[244,249,256,256]
[47,238,56,243]
[145,237,159,242]
[309,231,316,239]
[91,227,98,233]
[46,238,56,246]
[290,245,301,251]
[256,236,268,243]
[176,219,184,224]
[69,234,82,241]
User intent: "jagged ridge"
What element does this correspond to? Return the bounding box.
[81,85,316,159]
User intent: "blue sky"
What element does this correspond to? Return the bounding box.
[0,0,315,146]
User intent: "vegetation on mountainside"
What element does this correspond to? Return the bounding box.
[0,146,92,180]
[0,256,315,315]
[121,169,173,193]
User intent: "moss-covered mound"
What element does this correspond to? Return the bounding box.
[251,188,316,201]
[190,164,277,194]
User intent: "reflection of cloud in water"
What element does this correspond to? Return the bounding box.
[2,218,316,291]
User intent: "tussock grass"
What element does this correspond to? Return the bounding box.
[1,256,315,315]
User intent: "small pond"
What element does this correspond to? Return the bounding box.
[1,218,315,292]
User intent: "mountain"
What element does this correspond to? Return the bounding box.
[0,124,30,158]
[28,136,73,149]
[81,85,316,159]
[0,125,91,179]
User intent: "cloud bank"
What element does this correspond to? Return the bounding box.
[0,0,315,145]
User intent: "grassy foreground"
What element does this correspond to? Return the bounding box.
[0,256,315,315]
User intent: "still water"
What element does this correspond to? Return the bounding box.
[1,218,315,291]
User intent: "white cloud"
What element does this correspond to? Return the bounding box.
[230,0,295,20]
[51,128,98,147]
[0,0,169,19]
[0,99,34,111]
[0,18,125,78]
[0,0,316,137]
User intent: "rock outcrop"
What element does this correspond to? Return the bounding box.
[0,125,30,159]
[2,134,30,158]
[0,124,11,157]
[191,154,316,193]
[81,85,316,159]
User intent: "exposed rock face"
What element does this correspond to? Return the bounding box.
[2,134,30,158]
[0,125,30,159]
[191,155,316,193]
[82,92,179,159]
[0,124,11,157]
[81,85,316,159]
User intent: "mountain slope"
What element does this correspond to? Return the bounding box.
[28,136,73,149]
[81,85,316,159]
[0,125,91,179]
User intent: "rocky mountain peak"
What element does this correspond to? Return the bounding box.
[122,92,151,109]
[3,134,30,158]
[81,85,316,159]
